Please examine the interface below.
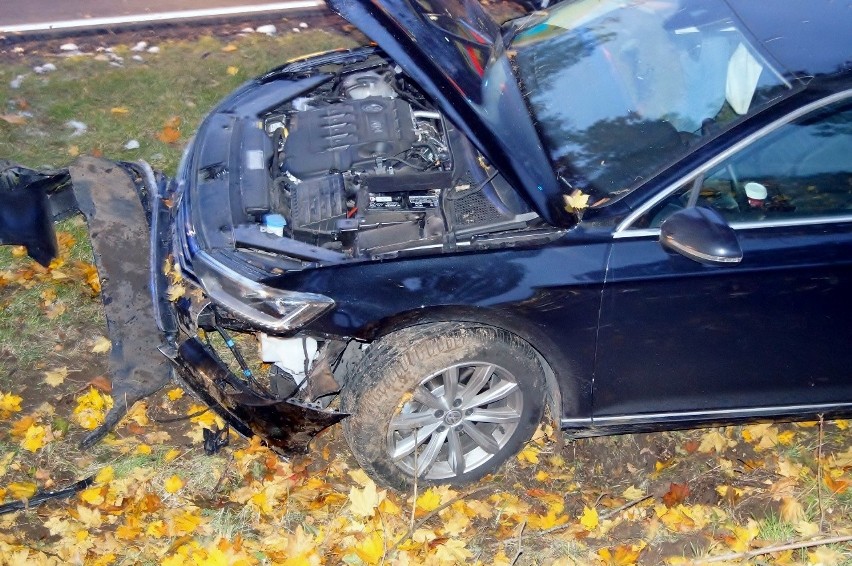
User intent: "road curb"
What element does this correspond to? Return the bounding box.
[1,1,325,37]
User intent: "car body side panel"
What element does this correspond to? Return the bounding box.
[266,241,610,419]
[596,222,852,417]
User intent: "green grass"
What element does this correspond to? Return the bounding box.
[0,31,356,175]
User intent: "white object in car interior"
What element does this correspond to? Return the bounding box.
[726,42,763,115]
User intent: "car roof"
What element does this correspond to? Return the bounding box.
[726,0,851,79]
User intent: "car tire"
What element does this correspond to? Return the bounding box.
[341,322,546,491]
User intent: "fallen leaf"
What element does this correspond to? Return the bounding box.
[167,388,184,401]
[824,472,849,495]
[794,520,820,537]
[354,530,384,564]
[221,44,238,52]
[8,482,37,500]
[349,479,382,517]
[579,505,599,530]
[698,429,732,454]
[164,475,184,494]
[0,114,26,124]
[44,366,69,387]
[0,392,23,417]
[157,126,181,144]
[227,66,239,76]
[91,336,112,354]
[21,424,46,452]
[95,466,114,485]
[110,107,129,115]
[88,375,112,393]
[662,483,690,508]
[563,190,590,212]
[415,488,442,513]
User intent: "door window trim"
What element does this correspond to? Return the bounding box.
[613,89,852,239]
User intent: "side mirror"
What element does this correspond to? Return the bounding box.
[659,207,742,265]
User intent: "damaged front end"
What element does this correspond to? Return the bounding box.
[2,41,551,455]
[1,154,349,454]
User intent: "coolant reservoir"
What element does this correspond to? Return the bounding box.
[342,71,396,99]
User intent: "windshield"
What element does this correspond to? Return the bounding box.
[510,0,794,201]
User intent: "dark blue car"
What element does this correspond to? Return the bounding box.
[5,0,849,490]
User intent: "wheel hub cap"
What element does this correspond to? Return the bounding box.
[444,410,463,426]
[387,361,524,481]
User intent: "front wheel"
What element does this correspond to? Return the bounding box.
[341,323,547,491]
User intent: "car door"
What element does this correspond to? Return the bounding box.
[593,92,852,422]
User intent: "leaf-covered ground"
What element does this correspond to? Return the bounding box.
[1,19,852,566]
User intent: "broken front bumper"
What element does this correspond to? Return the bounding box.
[151,167,347,454]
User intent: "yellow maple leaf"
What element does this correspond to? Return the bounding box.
[227,66,239,76]
[90,336,112,353]
[834,419,849,430]
[21,424,46,452]
[415,488,442,512]
[95,466,114,485]
[0,391,23,417]
[76,504,103,528]
[136,444,152,455]
[622,485,645,500]
[164,475,184,494]
[434,539,472,562]
[8,482,37,499]
[172,510,203,535]
[167,388,184,401]
[79,486,105,506]
[164,448,181,462]
[563,191,590,212]
[43,367,68,387]
[777,430,796,445]
[517,445,540,465]
[378,497,401,515]
[727,520,759,553]
[598,543,645,566]
[808,547,844,566]
[528,509,568,530]
[698,429,731,454]
[579,505,599,530]
[73,387,114,430]
[794,520,820,538]
[354,531,384,564]
[349,479,383,517]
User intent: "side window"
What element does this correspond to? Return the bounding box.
[634,99,852,229]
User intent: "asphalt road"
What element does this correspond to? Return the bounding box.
[1,0,323,33]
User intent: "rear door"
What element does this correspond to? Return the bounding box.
[593,92,852,421]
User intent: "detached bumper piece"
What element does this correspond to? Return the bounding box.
[69,158,174,448]
[173,337,347,454]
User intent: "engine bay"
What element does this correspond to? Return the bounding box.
[200,51,548,267]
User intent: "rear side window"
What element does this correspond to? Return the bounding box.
[633,98,852,228]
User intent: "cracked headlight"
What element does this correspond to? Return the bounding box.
[193,252,334,332]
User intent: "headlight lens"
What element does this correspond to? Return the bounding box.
[193,252,334,332]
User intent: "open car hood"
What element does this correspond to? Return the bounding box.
[327,0,569,225]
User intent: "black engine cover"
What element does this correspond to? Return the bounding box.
[282,97,416,177]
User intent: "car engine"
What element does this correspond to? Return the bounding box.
[225,54,539,264]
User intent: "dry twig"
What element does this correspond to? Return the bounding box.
[691,534,852,564]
